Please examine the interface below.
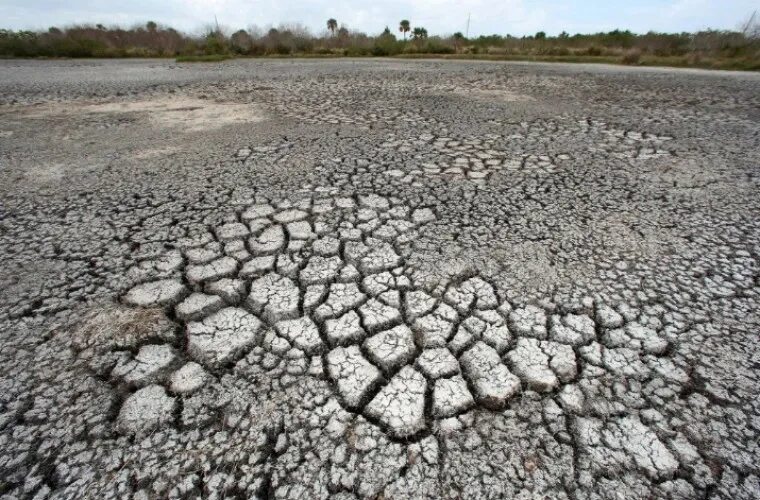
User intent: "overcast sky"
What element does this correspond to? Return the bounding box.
[2,0,757,36]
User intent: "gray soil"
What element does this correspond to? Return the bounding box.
[1,58,759,499]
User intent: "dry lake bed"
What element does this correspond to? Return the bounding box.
[1,58,759,499]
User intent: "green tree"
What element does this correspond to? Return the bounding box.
[453,31,465,52]
[399,20,410,40]
[230,29,252,53]
[204,28,228,55]
[146,21,157,32]
[373,26,398,55]
[412,27,428,40]
[327,18,337,36]
[535,31,546,40]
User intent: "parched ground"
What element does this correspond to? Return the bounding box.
[0,58,759,499]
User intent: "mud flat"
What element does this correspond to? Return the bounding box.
[1,58,759,499]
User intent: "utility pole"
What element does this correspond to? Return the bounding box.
[741,10,756,36]
[466,13,471,38]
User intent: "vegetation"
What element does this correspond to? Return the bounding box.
[399,20,411,41]
[1,17,759,71]
[175,53,234,62]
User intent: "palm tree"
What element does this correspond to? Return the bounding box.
[146,21,157,32]
[412,27,428,41]
[399,20,410,41]
[327,18,337,36]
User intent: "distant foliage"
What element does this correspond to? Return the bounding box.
[0,23,758,69]
[0,24,188,57]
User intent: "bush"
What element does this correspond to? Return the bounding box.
[371,45,390,56]
[621,49,642,65]
[422,40,454,54]
[271,44,292,55]
[540,46,570,56]
[204,32,229,55]
[53,37,108,57]
[176,54,234,62]
[373,39,403,56]
[585,46,603,56]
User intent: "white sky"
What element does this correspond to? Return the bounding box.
[2,0,757,36]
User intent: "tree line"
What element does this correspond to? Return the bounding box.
[1,18,758,70]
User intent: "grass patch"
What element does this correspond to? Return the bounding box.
[396,53,624,65]
[169,52,760,71]
[637,54,760,71]
[391,52,760,71]
[175,54,234,63]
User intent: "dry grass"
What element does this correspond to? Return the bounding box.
[175,54,234,62]
[71,304,175,353]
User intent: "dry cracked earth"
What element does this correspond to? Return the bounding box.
[0,58,759,499]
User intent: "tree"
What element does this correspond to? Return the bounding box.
[382,26,391,36]
[327,18,337,36]
[412,27,428,40]
[146,21,157,32]
[453,31,465,52]
[399,20,410,40]
[412,27,428,48]
[204,26,228,55]
[535,31,546,40]
[230,29,252,53]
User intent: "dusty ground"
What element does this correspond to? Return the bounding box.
[0,58,759,499]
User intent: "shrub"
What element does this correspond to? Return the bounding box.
[176,54,234,62]
[271,44,292,55]
[346,46,371,56]
[423,40,454,54]
[52,37,108,57]
[585,46,603,56]
[540,46,570,56]
[621,49,642,65]
[204,31,229,55]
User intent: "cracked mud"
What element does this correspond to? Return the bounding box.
[1,59,760,499]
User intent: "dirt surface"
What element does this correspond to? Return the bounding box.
[1,58,759,499]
